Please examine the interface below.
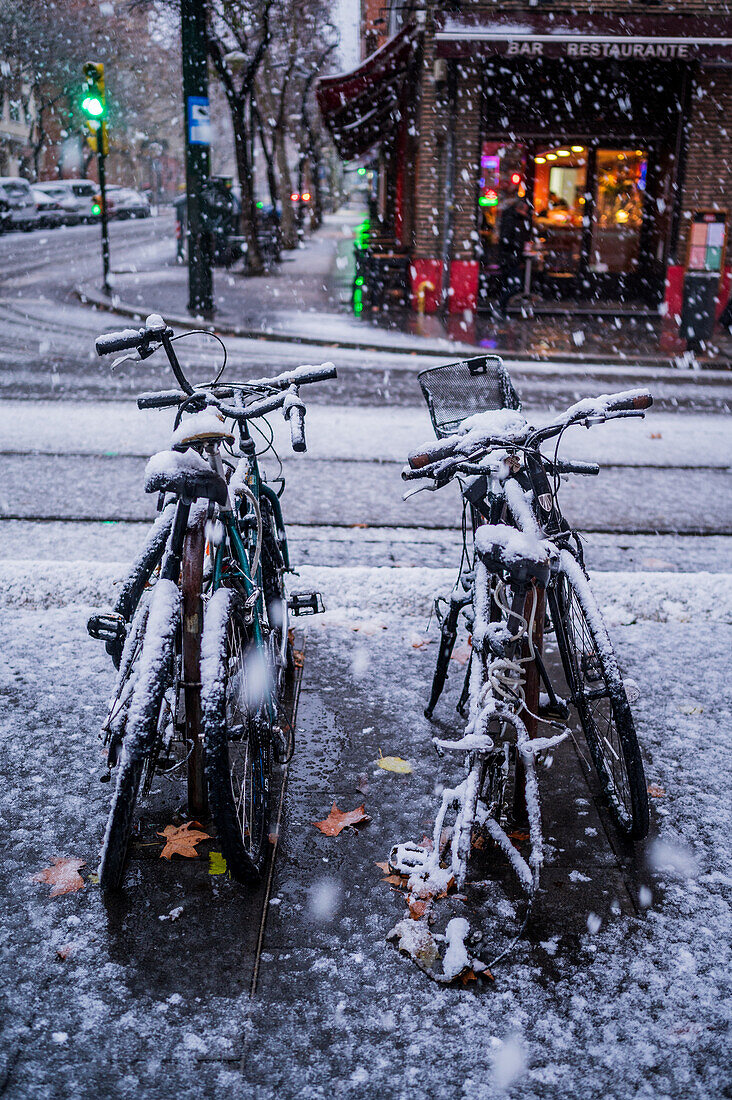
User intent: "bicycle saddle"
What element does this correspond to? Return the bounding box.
[475,524,555,586]
[144,449,229,506]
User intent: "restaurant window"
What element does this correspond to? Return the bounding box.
[478,140,528,268]
[590,148,647,274]
[532,144,587,277]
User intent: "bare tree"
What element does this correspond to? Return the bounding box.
[205,0,275,274]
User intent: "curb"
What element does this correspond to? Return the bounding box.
[75,283,730,370]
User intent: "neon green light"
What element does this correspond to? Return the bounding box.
[91,202,101,215]
[256,201,264,209]
[353,286,363,315]
[357,167,366,176]
[82,95,104,117]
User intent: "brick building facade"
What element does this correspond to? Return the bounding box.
[319,2,732,316]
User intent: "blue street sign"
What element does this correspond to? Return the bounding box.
[187,96,211,146]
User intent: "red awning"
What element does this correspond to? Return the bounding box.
[316,24,421,161]
[434,11,732,63]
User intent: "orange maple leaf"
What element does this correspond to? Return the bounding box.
[647,783,666,798]
[408,897,429,919]
[383,874,408,888]
[313,802,370,836]
[157,821,212,860]
[375,861,391,873]
[32,857,86,897]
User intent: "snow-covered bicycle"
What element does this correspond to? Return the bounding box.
[389,357,650,979]
[88,314,335,890]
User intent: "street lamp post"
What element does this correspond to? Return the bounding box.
[181,0,214,317]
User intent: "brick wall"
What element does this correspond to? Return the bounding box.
[412,23,444,258]
[678,68,732,260]
[451,61,482,263]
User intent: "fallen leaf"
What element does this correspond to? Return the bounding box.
[356,773,369,795]
[87,873,99,886]
[383,874,408,887]
[411,636,432,650]
[377,753,412,774]
[32,857,86,897]
[435,875,456,900]
[293,649,305,669]
[157,821,212,860]
[313,802,370,836]
[508,830,530,842]
[649,432,662,439]
[375,861,391,873]
[459,969,479,985]
[450,644,472,667]
[647,783,666,798]
[408,897,430,919]
[350,523,368,528]
[420,835,434,851]
[208,851,228,875]
[471,834,486,850]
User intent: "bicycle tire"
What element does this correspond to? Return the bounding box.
[550,551,649,840]
[202,588,273,884]
[98,579,181,890]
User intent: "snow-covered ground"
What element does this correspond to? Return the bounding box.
[1,399,729,468]
[1,564,730,1098]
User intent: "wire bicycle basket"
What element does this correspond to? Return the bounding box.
[418,355,522,438]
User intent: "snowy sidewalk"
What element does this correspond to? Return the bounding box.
[1,562,731,1098]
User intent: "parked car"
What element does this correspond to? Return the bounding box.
[95,186,151,220]
[0,178,41,231]
[0,192,11,234]
[31,185,81,228]
[32,181,83,226]
[36,179,98,223]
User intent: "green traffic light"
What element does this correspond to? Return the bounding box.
[82,95,104,117]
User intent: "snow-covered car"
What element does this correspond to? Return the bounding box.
[36,180,98,223]
[32,182,82,225]
[0,177,41,231]
[98,186,151,220]
[31,186,80,228]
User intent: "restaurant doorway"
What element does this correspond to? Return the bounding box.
[477,138,660,306]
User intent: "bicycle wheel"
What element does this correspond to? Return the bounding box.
[550,551,649,840]
[202,588,273,883]
[98,579,181,890]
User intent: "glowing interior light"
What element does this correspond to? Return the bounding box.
[571,145,584,152]
[301,191,311,202]
[511,172,522,185]
[534,156,546,164]
[290,192,299,202]
[557,149,570,157]
[546,153,557,161]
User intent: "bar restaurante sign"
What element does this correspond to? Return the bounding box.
[434,13,732,62]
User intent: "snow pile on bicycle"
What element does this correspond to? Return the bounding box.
[387,357,654,983]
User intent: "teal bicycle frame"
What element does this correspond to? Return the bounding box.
[209,418,290,724]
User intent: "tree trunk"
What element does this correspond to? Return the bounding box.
[276,130,296,250]
[233,105,264,275]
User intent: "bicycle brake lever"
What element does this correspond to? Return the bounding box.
[111,351,142,370]
[403,483,439,501]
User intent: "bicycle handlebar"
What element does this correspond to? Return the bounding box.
[95,314,171,357]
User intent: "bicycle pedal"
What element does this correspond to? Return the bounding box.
[288,591,324,617]
[87,612,126,645]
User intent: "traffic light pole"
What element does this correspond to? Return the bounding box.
[97,142,111,296]
[181,0,214,317]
